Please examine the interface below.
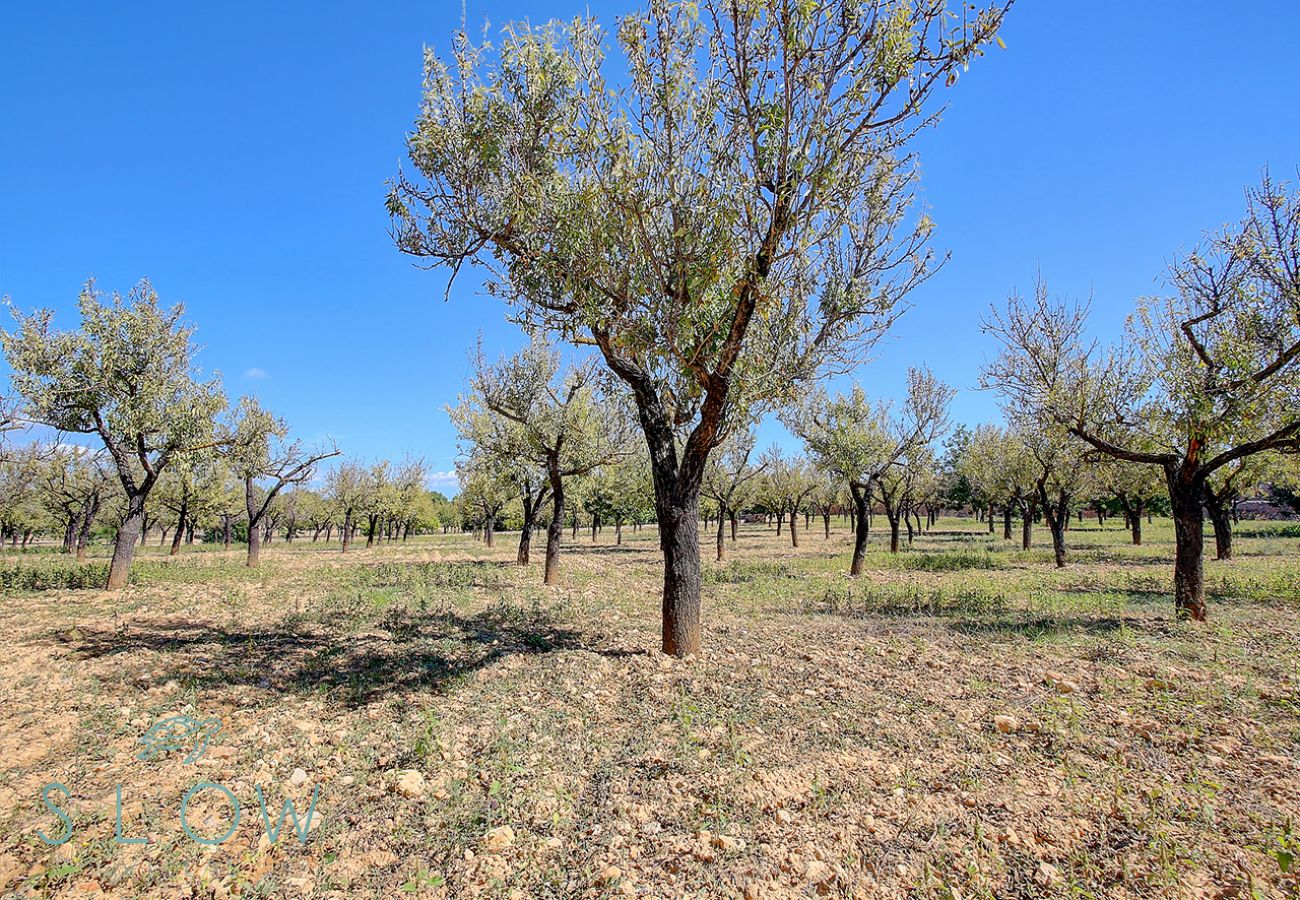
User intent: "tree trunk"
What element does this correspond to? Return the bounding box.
[776,511,783,537]
[170,499,187,556]
[1020,499,1033,550]
[715,502,726,562]
[1205,489,1233,561]
[517,502,536,566]
[1168,473,1207,620]
[107,494,146,590]
[730,512,738,542]
[987,501,995,534]
[850,487,870,576]
[247,520,261,567]
[545,472,564,585]
[341,510,353,553]
[823,512,831,539]
[788,505,799,548]
[658,492,701,657]
[1037,483,1069,568]
[1131,500,1143,546]
[1002,505,1013,540]
[888,513,901,554]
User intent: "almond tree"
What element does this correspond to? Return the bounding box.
[448,340,631,584]
[326,462,368,552]
[982,176,1300,618]
[1095,457,1165,546]
[225,397,340,567]
[701,428,762,561]
[760,447,819,549]
[1,280,226,588]
[37,447,112,558]
[788,368,954,572]
[390,0,1011,655]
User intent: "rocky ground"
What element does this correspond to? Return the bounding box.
[1,519,1298,899]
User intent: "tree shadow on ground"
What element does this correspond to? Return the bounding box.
[947,611,1181,640]
[67,605,643,707]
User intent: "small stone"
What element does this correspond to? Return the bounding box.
[290,767,308,786]
[1035,862,1062,886]
[994,714,1020,734]
[774,808,794,825]
[804,860,833,884]
[598,865,621,885]
[483,825,515,852]
[394,770,425,798]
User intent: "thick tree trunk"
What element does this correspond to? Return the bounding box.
[107,494,146,590]
[1168,475,1207,620]
[823,512,831,539]
[247,522,261,567]
[1020,499,1033,550]
[988,501,996,534]
[789,506,799,548]
[1002,505,1013,541]
[1131,500,1143,545]
[545,475,564,585]
[517,504,536,566]
[730,512,738,542]
[776,511,783,537]
[888,514,901,554]
[341,510,352,553]
[658,492,701,657]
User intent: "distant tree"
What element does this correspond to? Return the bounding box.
[983,174,1300,618]
[789,368,954,570]
[1095,457,1165,546]
[37,447,112,558]
[760,447,819,548]
[326,462,368,552]
[456,460,513,546]
[224,396,340,567]
[449,340,630,584]
[391,0,1010,654]
[0,445,44,548]
[1,280,226,588]
[1010,420,1091,567]
[702,428,762,561]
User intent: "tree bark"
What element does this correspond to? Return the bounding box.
[1020,499,1033,550]
[170,498,187,556]
[850,486,870,576]
[1002,504,1013,541]
[788,505,799,548]
[341,509,353,553]
[1168,472,1207,620]
[715,502,726,562]
[1204,487,1233,561]
[107,494,146,590]
[545,470,564,585]
[730,512,738,542]
[658,492,701,657]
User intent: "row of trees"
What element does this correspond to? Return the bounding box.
[0,281,457,586]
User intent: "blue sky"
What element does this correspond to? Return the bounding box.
[3,1,1298,492]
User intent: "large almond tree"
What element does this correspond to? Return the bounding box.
[390,0,1011,654]
[982,175,1300,619]
[2,280,226,589]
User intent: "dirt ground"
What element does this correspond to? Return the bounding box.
[1,518,1298,899]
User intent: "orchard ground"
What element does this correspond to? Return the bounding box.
[1,518,1298,899]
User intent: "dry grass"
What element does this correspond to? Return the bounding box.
[1,518,1299,899]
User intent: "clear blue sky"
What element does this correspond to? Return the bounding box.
[3,1,1298,491]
